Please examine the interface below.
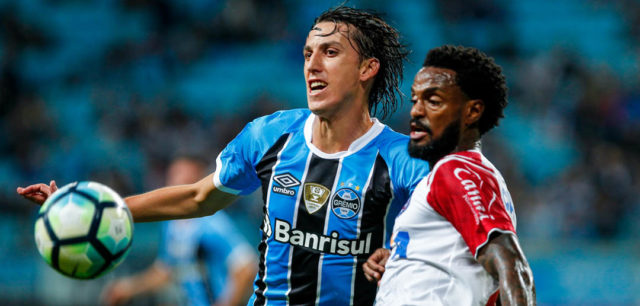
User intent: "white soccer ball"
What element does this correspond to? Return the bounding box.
[34,181,134,279]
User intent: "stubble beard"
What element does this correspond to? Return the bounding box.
[408,119,461,165]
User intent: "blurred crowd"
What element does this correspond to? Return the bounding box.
[1,0,639,303]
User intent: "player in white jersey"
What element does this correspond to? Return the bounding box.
[365,45,536,305]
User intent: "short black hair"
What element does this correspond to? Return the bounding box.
[314,6,408,119]
[423,45,507,135]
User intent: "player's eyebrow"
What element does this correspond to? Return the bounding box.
[303,41,344,53]
[412,86,440,97]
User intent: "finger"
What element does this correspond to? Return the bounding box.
[20,191,42,200]
[366,259,385,272]
[364,273,373,282]
[50,180,58,192]
[17,185,37,195]
[363,270,379,282]
[362,263,381,282]
[362,263,374,280]
[19,184,48,195]
[20,190,49,205]
[380,256,389,266]
[24,195,45,204]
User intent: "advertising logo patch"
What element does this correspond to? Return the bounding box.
[331,188,361,219]
[303,183,330,214]
[272,173,300,196]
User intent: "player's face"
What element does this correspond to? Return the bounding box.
[303,21,363,116]
[408,67,468,163]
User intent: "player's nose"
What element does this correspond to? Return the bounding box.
[410,100,425,118]
[305,52,323,74]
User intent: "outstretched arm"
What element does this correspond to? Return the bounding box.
[477,233,536,306]
[17,174,238,222]
[125,173,237,222]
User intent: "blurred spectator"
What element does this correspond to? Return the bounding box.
[101,156,257,306]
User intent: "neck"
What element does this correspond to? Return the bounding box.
[455,129,481,153]
[311,107,374,154]
[426,130,481,169]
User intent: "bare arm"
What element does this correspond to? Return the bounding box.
[477,233,536,306]
[17,174,238,222]
[125,173,238,222]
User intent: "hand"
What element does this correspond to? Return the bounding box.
[16,180,58,205]
[362,248,390,284]
[101,279,134,306]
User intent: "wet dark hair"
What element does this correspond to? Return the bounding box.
[314,6,409,119]
[423,45,508,135]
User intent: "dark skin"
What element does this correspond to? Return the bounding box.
[363,66,536,305]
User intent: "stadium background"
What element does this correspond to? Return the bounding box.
[1,0,639,304]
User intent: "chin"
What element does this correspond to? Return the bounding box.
[307,98,339,116]
[408,120,461,164]
[408,141,438,164]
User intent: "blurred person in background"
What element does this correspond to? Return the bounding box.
[17,6,430,305]
[365,46,535,305]
[101,156,256,306]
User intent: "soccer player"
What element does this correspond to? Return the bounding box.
[101,156,256,306]
[17,6,430,305]
[365,45,536,305]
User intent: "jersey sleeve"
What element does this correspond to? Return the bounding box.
[428,159,515,258]
[213,120,263,195]
[384,135,431,203]
[213,109,308,195]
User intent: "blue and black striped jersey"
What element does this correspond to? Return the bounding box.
[213,109,430,305]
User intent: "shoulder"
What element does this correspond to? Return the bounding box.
[428,151,494,193]
[247,108,310,134]
[434,152,493,178]
[376,126,430,170]
[375,126,410,159]
[231,109,310,156]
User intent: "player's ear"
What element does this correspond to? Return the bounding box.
[464,99,484,127]
[360,57,380,82]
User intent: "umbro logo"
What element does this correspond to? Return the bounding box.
[274,173,301,188]
[272,173,301,196]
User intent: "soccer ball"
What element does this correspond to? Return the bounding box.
[34,181,134,279]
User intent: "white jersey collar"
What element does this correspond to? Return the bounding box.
[303,113,385,159]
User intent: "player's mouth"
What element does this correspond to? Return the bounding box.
[410,120,432,141]
[308,79,328,95]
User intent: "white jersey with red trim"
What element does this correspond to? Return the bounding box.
[375,150,517,306]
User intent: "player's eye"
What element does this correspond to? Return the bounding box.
[304,52,312,60]
[326,49,338,56]
[428,99,442,106]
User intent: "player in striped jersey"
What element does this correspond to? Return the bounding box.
[366,45,536,305]
[18,6,430,305]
